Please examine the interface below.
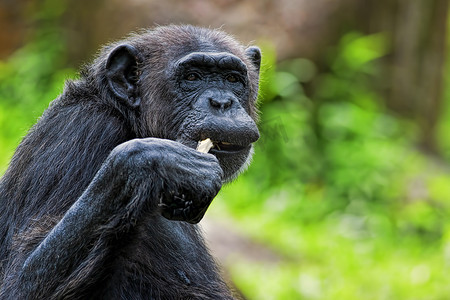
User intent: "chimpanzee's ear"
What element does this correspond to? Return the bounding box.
[245,46,261,72]
[106,44,142,108]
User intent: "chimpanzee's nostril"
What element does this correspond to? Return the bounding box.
[209,98,221,108]
[224,99,232,109]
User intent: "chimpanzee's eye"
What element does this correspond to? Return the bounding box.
[226,75,238,83]
[185,73,200,81]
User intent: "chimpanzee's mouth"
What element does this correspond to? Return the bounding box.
[210,141,247,154]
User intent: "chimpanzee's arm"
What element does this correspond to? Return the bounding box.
[10,138,222,298]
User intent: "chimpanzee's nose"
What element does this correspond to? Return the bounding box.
[196,88,237,113]
[209,97,233,110]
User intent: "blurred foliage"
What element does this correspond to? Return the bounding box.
[0,0,74,173]
[1,4,450,299]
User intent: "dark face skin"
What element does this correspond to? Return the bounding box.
[170,51,260,181]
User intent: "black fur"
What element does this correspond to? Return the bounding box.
[0,25,261,299]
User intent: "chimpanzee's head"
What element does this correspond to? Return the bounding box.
[102,25,261,182]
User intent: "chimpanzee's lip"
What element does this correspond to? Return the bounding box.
[209,141,248,154]
[176,135,252,154]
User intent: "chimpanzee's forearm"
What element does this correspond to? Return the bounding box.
[15,160,141,297]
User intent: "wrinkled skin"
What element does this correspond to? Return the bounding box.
[0,25,261,299]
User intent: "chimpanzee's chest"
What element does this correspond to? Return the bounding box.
[94,219,224,299]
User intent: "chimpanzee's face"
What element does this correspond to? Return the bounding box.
[159,48,260,182]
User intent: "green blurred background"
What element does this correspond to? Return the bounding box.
[1,0,450,299]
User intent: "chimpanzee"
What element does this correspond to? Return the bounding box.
[0,25,261,299]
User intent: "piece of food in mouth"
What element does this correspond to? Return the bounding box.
[196,139,246,153]
[196,138,214,153]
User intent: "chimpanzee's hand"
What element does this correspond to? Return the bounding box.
[111,138,223,224]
